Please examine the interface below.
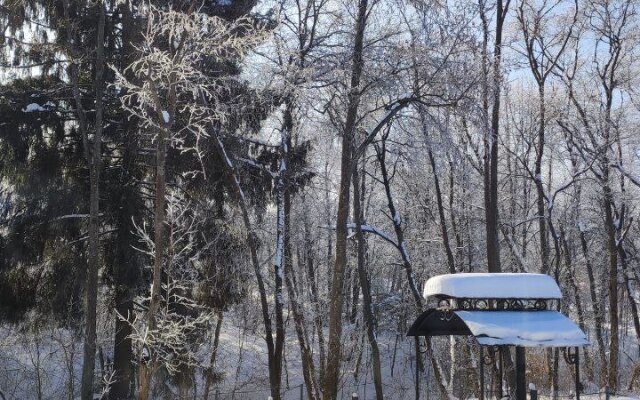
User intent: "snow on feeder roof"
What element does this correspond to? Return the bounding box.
[423,273,562,300]
[407,309,589,347]
[456,310,588,347]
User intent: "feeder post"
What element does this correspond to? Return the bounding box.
[515,346,526,400]
[479,346,485,400]
[575,347,580,400]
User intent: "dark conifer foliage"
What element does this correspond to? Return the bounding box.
[0,76,87,323]
[1,0,283,397]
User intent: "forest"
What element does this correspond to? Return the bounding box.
[0,0,639,398]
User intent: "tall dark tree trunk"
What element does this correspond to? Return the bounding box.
[560,229,594,381]
[352,166,383,400]
[579,229,608,384]
[480,0,515,393]
[110,5,142,398]
[483,0,509,273]
[289,247,321,400]
[323,1,368,398]
[427,147,455,274]
[534,84,549,275]
[211,134,276,400]
[79,3,106,399]
[203,312,224,399]
[303,202,326,384]
[374,137,449,399]
[619,242,640,352]
[603,177,619,391]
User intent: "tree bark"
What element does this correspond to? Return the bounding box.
[203,312,224,399]
[110,5,142,398]
[303,202,326,385]
[352,167,383,400]
[603,177,619,391]
[323,1,368,398]
[79,3,106,399]
[211,134,277,400]
[534,84,550,275]
[427,146,455,274]
[482,0,509,273]
[560,229,594,381]
[579,229,608,385]
[374,138,449,398]
[620,242,640,353]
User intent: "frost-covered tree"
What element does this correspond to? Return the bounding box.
[112,4,261,397]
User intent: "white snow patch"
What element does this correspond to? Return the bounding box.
[23,103,46,112]
[423,273,562,299]
[346,223,395,245]
[456,310,589,347]
[393,211,401,225]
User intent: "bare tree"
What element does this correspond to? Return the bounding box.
[516,0,577,275]
[558,0,637,389]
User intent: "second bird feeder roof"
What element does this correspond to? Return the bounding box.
[423,273,563,300]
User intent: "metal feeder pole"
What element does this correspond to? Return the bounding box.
[515,346,526,400]
[479,346,484,400]
[574,347,581,400]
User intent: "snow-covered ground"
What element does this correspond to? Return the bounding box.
[536,396,639,400]
[1,311,639,399]
[208,309,640,400]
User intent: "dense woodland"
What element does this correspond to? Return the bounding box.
[0,0,639,398]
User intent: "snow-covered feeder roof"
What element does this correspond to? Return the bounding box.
[455,311,588,347]
[407,309,589,347]
[423,273,562,300]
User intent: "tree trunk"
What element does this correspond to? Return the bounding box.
[352,167,383,400]
[579,229,608,385]
[621,246,640,348]
[269,122,290,400]
[375,141,422,305]
[212,134,277,400]
[560,229,594,381]
[80,3,106,399]
[427,147,455,274]
[139,80,172,400]
[374,139,449,398]
[203,312,224,399]
[324,112,353,400]
[534,84,550,275]
[483,0,508,274]
[303,204,326,385]
[323,1,368,398]
[603,179,619,391]
[110,5,142,398]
